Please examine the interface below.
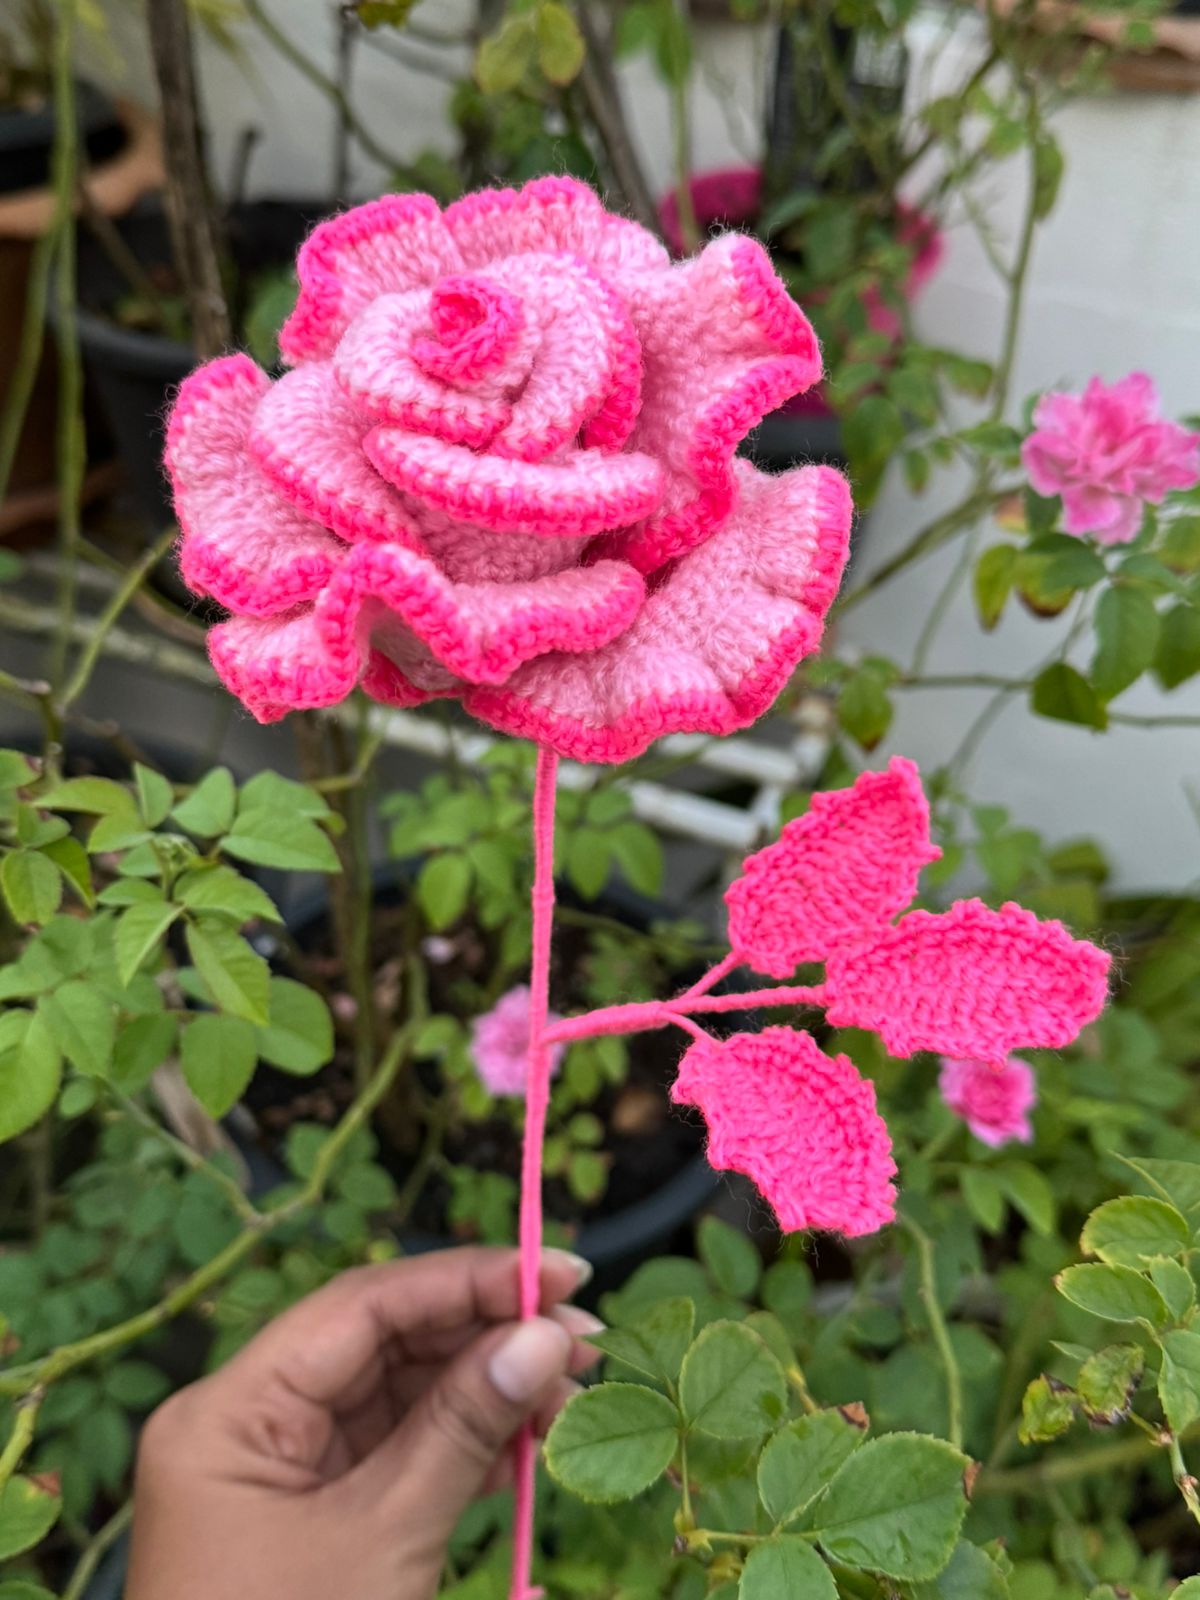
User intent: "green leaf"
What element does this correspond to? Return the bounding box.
[1159,1329,1200,1433]
[0,1011,62,1141]
[40,980,115,1077]
[698,1216,761,1298]
[0,1583,58,1600]
[475,14,536,92]
[907,1540,1011,1600]
[87,811,153,853]
[1159,515,1200,573]
[1117,1154,1200,1218]
[0,1474,61,1561]
[679,1321,788,1440]
[185,920,271,1024]
[957,421,1023,457]
[175,865,281,924]
[224,809,339,873]
[961,1167,1006,1234]
[1080,1195,1189,1268]
[973,544,1017,631]
[1033,132,1065,218]
[238,771,330,819]
[40,776,135,815]
[1019,1375,1075,1444]
[1148,1255,1196,1322]
[77,1400,132,1492]
[566,829,611,900]
[0,751,34,790]
[996,1161,1056,1235]
[417,852,472,930]
[1055,1263,1169,1325]
[1076,1343,1143,1425]
[1030,663,1107,731]
[811,1432,970,1581]
[257,978,334,1076]
[590,1298,695,1386]
[536,1,584,82]
[758,1409,865,1525]
[544,1382,679,1502]
[842,395,905,475]
[351,0,417,25]
[607,822,663,898]
[1172,1580,1200,1599]
[181,1012,259,1117]
[837,668,893,750]
[1090,585,1160,700]
[2,850,62,926]
[739,1540,836,1599]
[134,763,174,827]
[172,767,237,837]
[115,901,181,988]
[39,836,93,908]
[104,1359,170,1409]
[1153,602,1200,689]
[112,1013,178,1092]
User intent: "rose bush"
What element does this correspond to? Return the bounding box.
[166,176,852,763]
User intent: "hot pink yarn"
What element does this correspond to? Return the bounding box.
[165,176,852,763]
[670,1027,897,1236]
[1022,372,1200,544]
[471,984,564,1097]
[939,1054,1036,1147]
[724,755,940,978]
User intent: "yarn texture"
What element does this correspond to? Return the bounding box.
[165,176,851,763]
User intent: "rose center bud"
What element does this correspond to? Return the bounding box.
[412,274,526,388]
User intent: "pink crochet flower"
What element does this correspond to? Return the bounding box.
[166,177,852,763]
[471,985,565,1097]
[939,1055,1036,1147]
[1022,373,1200,544]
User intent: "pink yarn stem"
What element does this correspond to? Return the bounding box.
[680,950,739,1001]
[510,743,559,1600]
[542,983,827,1046]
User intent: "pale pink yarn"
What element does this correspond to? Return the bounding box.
[471,984,564,1097]
[939,1055,1036,1147]
[1022,372,1200,544]
[165,176,852,763]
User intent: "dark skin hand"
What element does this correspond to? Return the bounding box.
[127,1247,601,1600]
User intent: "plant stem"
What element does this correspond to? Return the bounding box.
[835,486,1011,613]
[910,521,982,676]
[0,1393,42,1496]
[59,526,178,712]
[60,1498,133,1600]
[574,3,662,236]
[1169,1433,1200,1528]
[146,0,231,358]
[902,1213,964,1450]
[669,2,699,254]
[0,229,56,511]
[0,1026,414,1400]
[989,92,1042,421]
[109,1086,260,1225]
[978,1431,1169,1495]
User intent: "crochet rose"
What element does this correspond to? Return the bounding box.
[166,177,852,763]
[1022,372,1200,545]
[939,1054,1036,1148]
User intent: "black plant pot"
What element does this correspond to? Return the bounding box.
[73,197,327,533]
[0,80,124,198]
[238,873,732,1297]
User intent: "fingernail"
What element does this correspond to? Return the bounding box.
[552,1304,605,1337]
[489,1318,572,1403]
[542,1248,593,1289]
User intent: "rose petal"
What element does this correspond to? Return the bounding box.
[725,757,940,978]
[280,193,464,363]
[595,234,823,574]
[824,899,1111,1066]
[444,174,668,277]
[249,363,426,549]
[365,428,664,539]
[465,461,850,762]
[165,354,344,618]
[670,1027,897,1237]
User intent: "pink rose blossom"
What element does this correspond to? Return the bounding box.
[1022,372,1200,545]
[471,984,565,1097]
[165,176,852,764]
[939,1055,1037,1147]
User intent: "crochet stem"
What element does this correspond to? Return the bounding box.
[542,982,828,1046]
[511,743,559,1600]
[680,950,739,1000]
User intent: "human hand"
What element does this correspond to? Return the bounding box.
[127,1247,600,1600]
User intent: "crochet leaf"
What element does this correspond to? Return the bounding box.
[823,899,1111,1066]
[724,757,939,978]
[670,1027,897,1238]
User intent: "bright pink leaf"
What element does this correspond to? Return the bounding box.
[670,1027,896,1237]
[824,898,1111,1066]
[725,756,939,978]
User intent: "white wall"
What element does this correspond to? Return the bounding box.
[92,1,1200,888]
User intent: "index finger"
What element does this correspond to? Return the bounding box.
[216,1246,591,1409]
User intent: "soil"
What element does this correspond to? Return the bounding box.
[243,892,717,1241]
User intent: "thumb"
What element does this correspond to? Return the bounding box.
[359,1315,572,1546]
